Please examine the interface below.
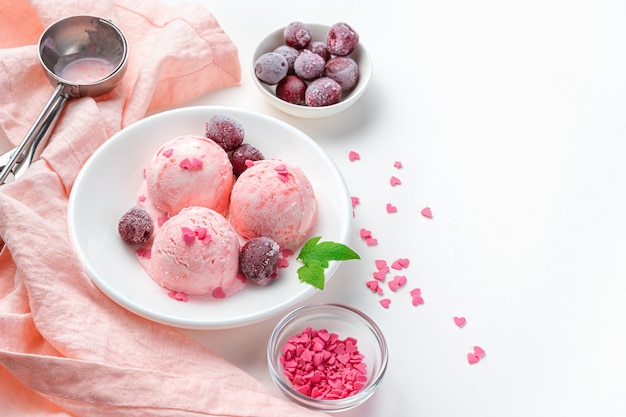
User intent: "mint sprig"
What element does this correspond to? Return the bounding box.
[296,236,360,290]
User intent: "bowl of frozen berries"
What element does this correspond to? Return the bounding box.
[252,22,372,118]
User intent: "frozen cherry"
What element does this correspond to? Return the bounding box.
[230,143,264,176]
[306,41,330,61]
[305,77,342,107]
[276,75,307,105]
[294,50,326,80]
[118,206,154,245]
[205,114,245,152]
[240,237,280,285]
[273,45,300,74]
[283,21,311,49]
[324,56,359,91]
[326,22,359,56]
[255,52,288,85]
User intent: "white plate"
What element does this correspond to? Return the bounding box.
[68,106,352,329]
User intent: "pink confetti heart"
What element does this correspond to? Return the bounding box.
[380,298,391,309]
[162,148,173,157]
[454,316,467,328]
[136,247,151,259]
[473,346,486,358]
[277,257,289,268]
[390,176,401,186]
[245,159,255,167]
[421,207,433,218]
[397,258,410,268]
[394,161,403,169]
[351,196,360,207]
[467,353,480,365]
[410,288,422,297]
[366,280,380,292]
[375,259,388,270]
[366,237,378,246]
[360,228,372,239]
[181,227,196,245]
[372,270,387,281]
[391,260,403,270]
[411,295,424,306]
[386,203,398,213]
[212,287,226,299]
[348,151,360,161]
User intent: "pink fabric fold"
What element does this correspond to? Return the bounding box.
[0,1,325,416]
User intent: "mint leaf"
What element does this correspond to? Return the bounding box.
[296,237,360,290]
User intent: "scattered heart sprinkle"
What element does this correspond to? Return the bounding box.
[421,207,433,218]
[454,316,467,328]
[394,161,403,169]
[386,203,397,213]
[390,176,401,186]
[348,151,360,161]
[380,298,391,309]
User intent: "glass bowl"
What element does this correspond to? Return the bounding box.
[252,23,372,118]
[267,303,388,412]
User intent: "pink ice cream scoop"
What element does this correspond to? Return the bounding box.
[229,160,317,250]
[145,135,234,217]
[139,206,244,297]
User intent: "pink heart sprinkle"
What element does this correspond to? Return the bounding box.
[454,317,467,328]
[391,260,403,270]
[397,258,410,268]
[162,148,173,157]
[351,196,360,207]
[375,259,388,270]
[390,176,401,186]
[348,150,360,161]
[473,346,486,358]
[366,237,378,246]
[380,299,391,309]
[181,227,196,245]
[421,207,433,218]
[212,287,226,299]
[277,257,289,268]
[410,288,422,297]
[394,161,403,169]
[467,353,480,365]
[137,195,147,203]
[394,275,407,286]
[411,295,424,306]
[386,203,398,213]
[245,159,255,167]
[366,280,380,292]
[388,280,400,292]
[359,228,372,239]
[372,270,387,281]
[167,292,188,302]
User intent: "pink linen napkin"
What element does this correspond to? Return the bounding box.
[0,1,325,416]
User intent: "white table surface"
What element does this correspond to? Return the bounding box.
[160,1,626,415]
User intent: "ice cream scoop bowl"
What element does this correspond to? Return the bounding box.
[0,15,128,185]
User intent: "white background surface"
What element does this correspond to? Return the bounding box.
[161,1,626,415]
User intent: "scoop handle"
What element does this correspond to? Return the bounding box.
[0,83,68,185]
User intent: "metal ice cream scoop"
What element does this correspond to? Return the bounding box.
[0,15,128,185]
[0,15,128,254]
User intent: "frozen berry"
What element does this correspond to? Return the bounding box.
[255,52,288,85]
[273,45,300,74]
[276,75,307,105]
[294,50,326,80]
[240,237,280,285]
[118,206,154,244]
[305,77,342,107]
[324,56,359,91]
[283,21,311,49]
[326,22,359,56]
[230,143,264,176]
[306,41,330,61]
[205,114,245,152]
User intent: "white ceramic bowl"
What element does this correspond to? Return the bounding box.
[252,23,372,118]
[267,303,388,412]
[67,106,352,329]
